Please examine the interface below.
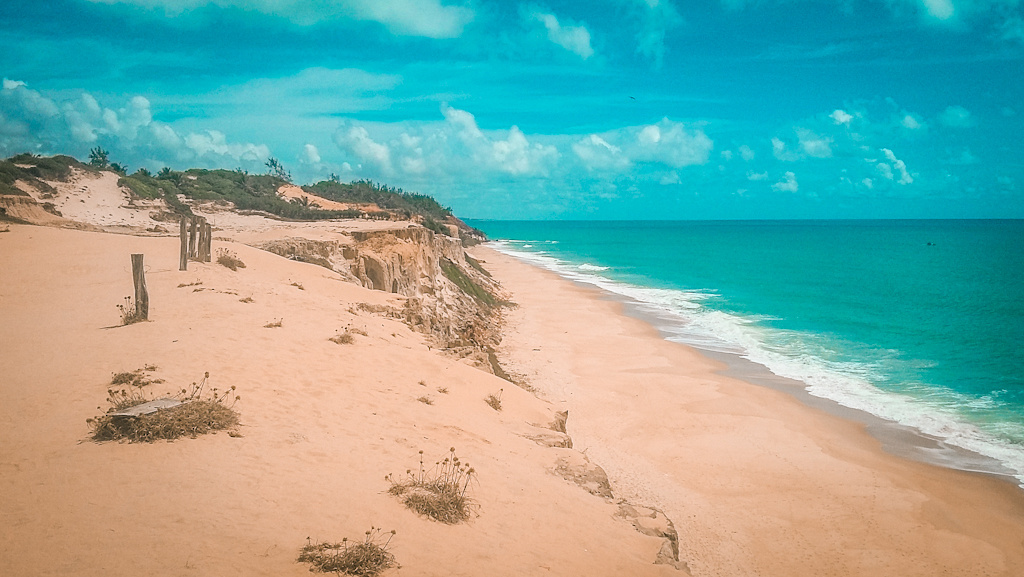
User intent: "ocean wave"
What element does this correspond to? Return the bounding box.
[578,263,609,271]
[491,240,1024,486]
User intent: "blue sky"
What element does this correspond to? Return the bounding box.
[1,0,1022,219]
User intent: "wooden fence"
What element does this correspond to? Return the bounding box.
[179,215,211,271]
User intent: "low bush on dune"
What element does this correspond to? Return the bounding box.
[88,370,240,443]
[216,248,246,271]
[386,448,476,524]
[298,528,397,576]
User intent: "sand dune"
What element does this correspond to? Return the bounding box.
[0,224,678,577]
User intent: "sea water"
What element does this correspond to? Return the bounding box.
[466,220,1024,485]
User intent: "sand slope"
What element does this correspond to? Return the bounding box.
[0,225,676,577]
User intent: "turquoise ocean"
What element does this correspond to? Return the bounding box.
[467,220,1024,485]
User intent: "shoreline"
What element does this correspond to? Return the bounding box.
[477,244,1024,576]
[488,239,1023,488]
[615,298,1022,486]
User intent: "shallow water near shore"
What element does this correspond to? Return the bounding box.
[469,219,1024,486]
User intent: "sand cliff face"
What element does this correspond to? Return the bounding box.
[253,227,507,367]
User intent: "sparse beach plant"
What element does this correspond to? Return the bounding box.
[298,528,396,576]
[265,319,283,328]
[437,387,449,394]
[239,296,254,303]
[290,281,305,290]
[216,248,246,271]
[330,330,355,344]
[348,327,368,336]
[386,447,476,524]
[116,295,144,325]
[485,388,503,411]
[87,371,240,442]
[417,396,433,405]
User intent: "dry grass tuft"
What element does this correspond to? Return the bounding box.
[485,388,503,411]
[110,366,163,388]
[177,280,203,288]
[298,529,396,576]
[330,331,355,345]
[88,372,240,443]
[387,448,476,524]
[417,396,433,405]
[437,387,449,394]
[239,296,254,303]
[348,327,368,336]
[264,319,283,328]
[216,248,246,271]
[290,281,305,290]
[116,295,144,325]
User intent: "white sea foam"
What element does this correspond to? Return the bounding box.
[578,263,609,271]
[491,240,1024,486]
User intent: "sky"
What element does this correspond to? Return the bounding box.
[1,0,1022,219]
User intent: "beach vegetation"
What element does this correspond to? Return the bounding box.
[1,153,90,197]
[437,387,449,394]
[265,157,291,182]
[116,295,145,325]
[439,258,497,307]
[216,248,246,271]
[87,371,240,443]
[88,147,110,169]
[485,389,503,411]
[330,331,355,344]
[417,396,434,405]
[265,319,283,328]
[387,447,476,524]
[298,529,397,576]
[464,253,491,277]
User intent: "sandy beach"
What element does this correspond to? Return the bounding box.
[2,210,1023,576]
[475,245,1024,577]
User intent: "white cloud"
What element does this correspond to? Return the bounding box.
[738,144,755,161]
[302,143,321,164]
[771,137,801,161]
[185,130,270,162]
[797,128,833,158]
[720,150,733,160]
[747,171,769,181]
[901,114,923,129]
[526,8,595,59]
[830,109,853,126]
[334,125,393,173]
[82,0,475,38]
[881,148,913,184]
[772,171,798,192]
[659,170,680,185]
[861,178,874,189]
[920,0,955,20]
[633,118,714,167]
[626,0,682,66]
[939,105,976,127]
[573,134,630,172]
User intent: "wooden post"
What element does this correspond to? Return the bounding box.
[203,221,212,262]
[131,254,149,321]
[179,216,188,271]
[188,216,198,259]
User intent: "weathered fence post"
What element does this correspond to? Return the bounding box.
[203,221,212,262]
[179,216,188,271]
[131,253,149,321]
[188,216,198,259]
